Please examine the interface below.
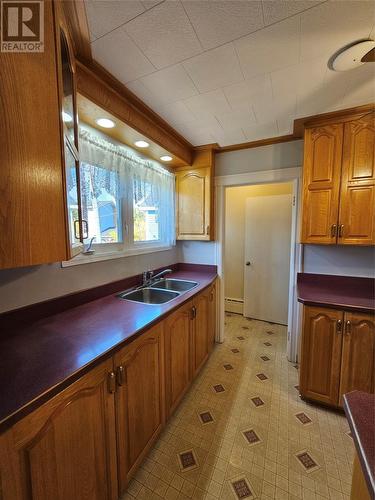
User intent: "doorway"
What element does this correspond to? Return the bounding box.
[215,167,301,362]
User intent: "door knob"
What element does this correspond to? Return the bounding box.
[246,262,251,266]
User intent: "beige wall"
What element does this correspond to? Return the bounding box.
[225,183,293,300]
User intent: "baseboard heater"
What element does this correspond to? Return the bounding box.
[225,297,244,314]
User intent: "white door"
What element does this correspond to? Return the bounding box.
[243,194,292,324]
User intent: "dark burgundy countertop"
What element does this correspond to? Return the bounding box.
[297,273,375,313]
[0,264,217,432]
[343,391,375,497]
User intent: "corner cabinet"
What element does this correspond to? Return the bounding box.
[299,306,375,408]
[301,111,375,246]
[176,147,215,241]
[0,359,118,500]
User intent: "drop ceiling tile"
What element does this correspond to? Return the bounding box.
[141,0,163,8]
[262,0,323,25]
[296,73,347,118]
[223,74,272,112]
[184,89,232,119]
[157,101,198,128]
[213,128,247,147]
[182,0,264,50]
[216,109,256,132]
[85,0,145,39]
[341,64,375,107]
[183,43,244,93]
[235,16,300,80]
[277,115,294,135]
[270,57,327,98]
[92,28,155,83]
[126,79,170,108]
[253,93,297,126]
[177,124,216,146]
[139,65,198,104]
[300,1,375,62]
[124,1,202,69]
[243,121,278,141]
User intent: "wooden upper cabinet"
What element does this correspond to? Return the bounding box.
[301,124,343,244]
[301,110,375,246]
[176,148,215,241]
[192,288,210,376]
[339,113,375,245]
[0,360,118,500]
[114,324,164,492]
[339,312,375,404]
[0,1,69,269]
[164,301,193,417]
[299,306,343,407]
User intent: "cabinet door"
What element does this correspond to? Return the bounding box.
[208,282,217,352]
[0,360,118,500]
[114,324,164,491]
[301,124,343,244]
[193,289,210,376]
[339,312,375,405]
[176,167,211,241]
[164,301,193,417]
[300,306,343,406]
[339,113,375,245]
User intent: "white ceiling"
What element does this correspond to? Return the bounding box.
[86,0,375,147]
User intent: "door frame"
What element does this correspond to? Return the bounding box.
[215,166,302,362]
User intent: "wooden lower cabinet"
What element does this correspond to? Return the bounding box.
[0,359,118,500]
[193,288,210,376]
[164,301,193,417]
[208,283,217,351]
[114,324,165,492]
[300,306,343,406]
[300,306,375,408]
[0,282,217,499]
[339,312,375,404]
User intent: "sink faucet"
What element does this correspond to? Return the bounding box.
[151,268,172,282]
[141,268,172,287]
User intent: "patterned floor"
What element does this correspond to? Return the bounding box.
[121,313,354,500]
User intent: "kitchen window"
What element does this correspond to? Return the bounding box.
[63,127,175,266]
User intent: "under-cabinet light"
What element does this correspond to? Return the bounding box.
[96,118,115,128]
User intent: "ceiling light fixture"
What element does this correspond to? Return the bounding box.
[329,39,375,71]
[96,118,115,128]
[134,140,149,148]
[160,155,172,162]
[62,111,73,123]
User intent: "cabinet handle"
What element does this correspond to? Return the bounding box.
[117,365,126,386]
[108,371,116,393]
[345,320,351,335]
[74,219,80,240]
[331,224,337,238]
[209,291,214,302]
[336,319,342,333]
[190,306,197,320]
[338,224,344,238]
[206,225,210,235]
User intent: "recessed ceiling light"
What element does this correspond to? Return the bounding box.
[96,118,115,128]
[134,140,149,148]
[160,155,173,162]
[329,40,375,71]
[62,111,73,123]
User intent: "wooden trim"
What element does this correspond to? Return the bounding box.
[216,134,297,153]
[59,0,92,62]
[293,103,375,136]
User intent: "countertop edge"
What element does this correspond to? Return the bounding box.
[343,394,375,498]
[297,297,374,314]
[0,273,217,433]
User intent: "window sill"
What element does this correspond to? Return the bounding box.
[61,244,174,268]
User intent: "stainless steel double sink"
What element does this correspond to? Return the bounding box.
[118,279,198,304]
